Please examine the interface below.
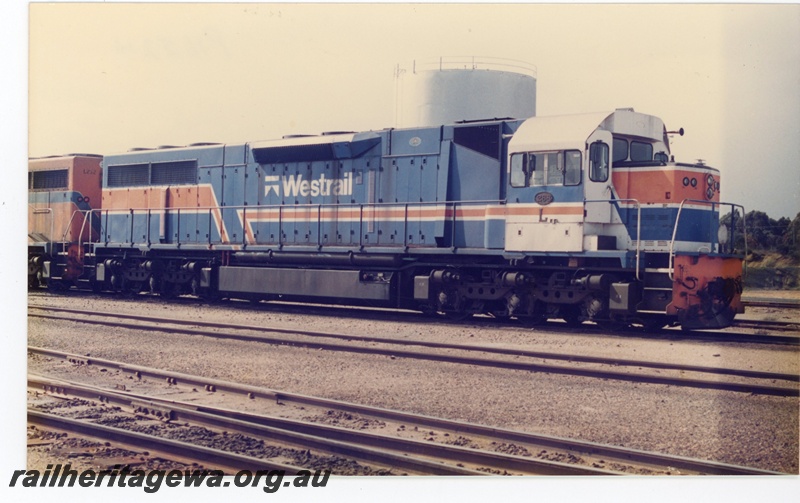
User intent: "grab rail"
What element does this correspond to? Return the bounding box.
[92,199,507,250]
[669,200,748,280]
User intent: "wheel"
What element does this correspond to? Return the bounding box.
[560,305,583,327]
[159,282,175,299]
[518,314,547,327]
[443,310,473,322]
[642,316,668,332]
[597,320,629,332]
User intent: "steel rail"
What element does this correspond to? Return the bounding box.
[27,297,800,346]
[29,375,597,476]
[26,347,785,475]
[27,409,304,474]
[29,306,800,378]
[742,300,800,310]
[733,319,800,333]
[29,309,800,396]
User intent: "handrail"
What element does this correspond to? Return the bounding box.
[669,199,747,281]
[96,199,507,249]
[60,210,82,243]
[92,199,524,254]
[78,210,93,249]
[97,199,506,214]
[583,198,642,280]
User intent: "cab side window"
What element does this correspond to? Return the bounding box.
[510,150,582,188]
[589,142,609,182]
[564,150,582,186]
[510,153,528,187]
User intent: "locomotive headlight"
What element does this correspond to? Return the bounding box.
[718,224,730,245]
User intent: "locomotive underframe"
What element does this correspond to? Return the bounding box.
[35,243,741,330]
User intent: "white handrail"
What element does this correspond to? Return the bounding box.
[669,199,748,281]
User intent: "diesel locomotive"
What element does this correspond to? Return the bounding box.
[28,108,746,330]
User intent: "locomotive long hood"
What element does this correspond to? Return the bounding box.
[250,132,381,164]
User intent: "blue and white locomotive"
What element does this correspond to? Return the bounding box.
[38,108,746,329]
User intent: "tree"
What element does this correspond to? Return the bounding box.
[719,210,798,257]
[778,212,800,259]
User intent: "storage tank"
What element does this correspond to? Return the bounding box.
[394,57,536,128]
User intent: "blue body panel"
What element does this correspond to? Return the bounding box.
[95,118,720,260]
[619,206,719,243]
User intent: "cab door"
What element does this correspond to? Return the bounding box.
[584,129,612,224]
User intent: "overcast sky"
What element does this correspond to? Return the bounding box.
[22,3,800,219]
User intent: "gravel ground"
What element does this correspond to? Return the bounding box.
[27,292,799,474]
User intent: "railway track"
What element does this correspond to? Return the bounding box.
[28,410,309,475]
[732,318,800,333]
[29,291,800,345]
[27,358,779,476]
[28,306,800,397]
[742,299,800,310]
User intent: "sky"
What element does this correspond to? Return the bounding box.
[3,3,800,503]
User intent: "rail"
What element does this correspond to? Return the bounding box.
[669,200,747,281]
[584,198,642,280]
[25,347,788,474]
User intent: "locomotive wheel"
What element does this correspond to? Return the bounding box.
[518,314,547,326]
[47,279,67,293]
[443,311,473,321]
[560,305,583,327]
[125,281,143,297]
[191,277,202,297]
[642,316,668,332]
[596,320,628,332]
[159,282,176,299]
[418,304,438,316]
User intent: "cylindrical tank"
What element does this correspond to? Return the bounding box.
[394,57,536,128]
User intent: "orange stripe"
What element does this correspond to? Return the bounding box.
[613,170,720,204]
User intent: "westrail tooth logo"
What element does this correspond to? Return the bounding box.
[264,175,281,196]
[265,173,353,198]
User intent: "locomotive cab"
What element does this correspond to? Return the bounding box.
[28,155,102,289]
[505,108,745,329]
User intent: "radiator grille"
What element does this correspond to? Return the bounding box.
[107,164,149,187]
[151,160,197,185]
[30,169,69,190]
[106,160,197,187]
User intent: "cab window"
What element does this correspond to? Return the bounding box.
[564,150,582,185]
[612,138,628,162]
[509,150,581,187]
[510,153,527,187]
[630,141,654,162]
[589,142,609,182]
